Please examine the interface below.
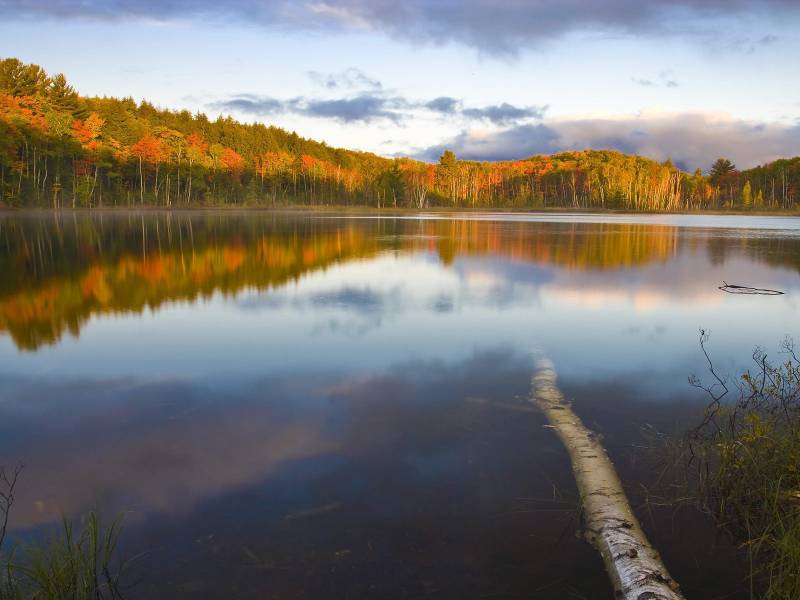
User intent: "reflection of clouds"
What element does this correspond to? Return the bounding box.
[3,376,338,528]
[540,254,800,314]
[451,258,552,309]
[4,349,535,531]
[429,294,455,313]
[235,255,553,334]
[225,241,796,339]
[234,292,289,311]
[228,255,553,337]
[310,287,387,313]
[546,286,723,313]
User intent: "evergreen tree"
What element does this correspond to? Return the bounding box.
[709,158,736,182]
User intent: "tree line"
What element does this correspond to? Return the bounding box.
[1,58,797,211]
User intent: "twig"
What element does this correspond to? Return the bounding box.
[0,464,23,552]
[718,281,784,295]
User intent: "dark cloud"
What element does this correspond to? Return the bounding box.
[304,95,403,123]
[210,94,287,115]
[631,78,655,87]
[425,97,546,123]
[211,93,406,123]
[3,0,797,55]
[308,68,382,91]
[212,93,543,126]
[425,96,460,114]
[421,123,562,162]
[462,103,547,125]
[421,114,800,169]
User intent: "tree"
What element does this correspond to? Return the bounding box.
[0,58,47,96]
[47,73,81,116]
[71,113,105,148]
[437,150,458,204]
[130,134,165,204]
[741,181,752,209]
[709,158,735,182]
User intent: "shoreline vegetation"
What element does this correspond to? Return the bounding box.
[657,334,800,599]
[2,58,798,214]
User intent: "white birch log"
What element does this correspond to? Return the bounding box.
[530,357,684,600]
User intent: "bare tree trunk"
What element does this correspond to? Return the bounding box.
[530,357,684,600]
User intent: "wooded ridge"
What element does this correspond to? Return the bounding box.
[1,58,798,212]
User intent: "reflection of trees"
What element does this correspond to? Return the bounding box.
[0,214,378,350]
[422,220,680,270]
[1,214,798,351]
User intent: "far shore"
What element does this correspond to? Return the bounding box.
[1,205,799,217]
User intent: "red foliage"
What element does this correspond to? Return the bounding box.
[130,134,165,166]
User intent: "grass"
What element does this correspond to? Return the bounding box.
[681,333,800,598]
[0,513,133,600]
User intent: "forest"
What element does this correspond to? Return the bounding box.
[1,58,798,212]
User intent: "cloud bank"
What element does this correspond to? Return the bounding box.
[421,114,800,170]
[2,0,796,55]
[211,88,546,126]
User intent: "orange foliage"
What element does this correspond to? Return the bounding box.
[130,134,165,165]
[221,147,245,177]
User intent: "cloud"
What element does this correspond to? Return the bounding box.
[211,93,407,123]
[632,70,679,88]
[420,113,800,170]
[212,92,544,126]
[421,123,562,162]
[462,102,547,125]
[304,95,404,123]
[3,0,797,55]
[424,97,545,123]
[425,96,460,114]
[210,94,287,115]
[308,68,382,91]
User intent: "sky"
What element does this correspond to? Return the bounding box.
[1,0,799,170]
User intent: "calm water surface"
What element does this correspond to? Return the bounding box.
[1,211,799,598]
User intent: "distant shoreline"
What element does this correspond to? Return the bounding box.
[1,205,799,217]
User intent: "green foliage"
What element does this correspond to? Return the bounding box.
[710,157,736,181]
[1,513,131,600]
[0,59,48,97]
[688,337,800,598]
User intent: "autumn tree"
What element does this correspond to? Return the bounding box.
[130,134,165,204]
[741,181,752,209]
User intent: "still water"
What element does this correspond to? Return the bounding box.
[1,211,798,598]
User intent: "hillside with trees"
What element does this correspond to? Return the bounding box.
[1,58,797,212]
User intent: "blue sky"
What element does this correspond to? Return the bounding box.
[1,0,799,169]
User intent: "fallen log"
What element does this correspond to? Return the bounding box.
[530,357,684,600]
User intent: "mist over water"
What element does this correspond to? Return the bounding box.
[1,211,797,598]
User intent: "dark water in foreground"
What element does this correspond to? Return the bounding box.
[1,211,799,598]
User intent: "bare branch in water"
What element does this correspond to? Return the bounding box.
[718,281,784,295]
[0,464,23,552]
[688,329,730,440]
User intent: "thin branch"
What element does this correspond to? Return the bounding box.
[0,464,23,552]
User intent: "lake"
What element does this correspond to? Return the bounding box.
[1,211,798,598]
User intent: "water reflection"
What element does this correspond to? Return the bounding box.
[1,211,797,598]
[1,212,798,351]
